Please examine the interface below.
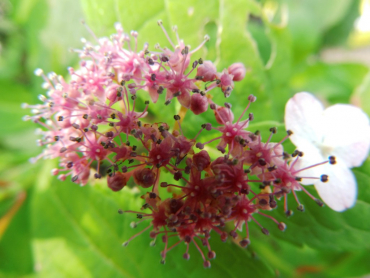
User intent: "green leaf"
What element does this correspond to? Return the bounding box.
[290,62,369,105]
[31,161,274,277]
[286,0,354,62]
[352,71,370,116]
[0,191,34,276]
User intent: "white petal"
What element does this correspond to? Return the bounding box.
[314,160,357,212]
[285,92,325,148]
[321,104,370,168]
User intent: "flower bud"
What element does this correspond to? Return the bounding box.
[196,61,217,82]
[108,172,127,191]
[133,168,156,188]
[228,62,246,81]
[190,93,208,115]
[193,150,211,171]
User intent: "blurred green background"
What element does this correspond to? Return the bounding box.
[1,0,370,277]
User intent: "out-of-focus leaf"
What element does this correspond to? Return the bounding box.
[0,191,34,276]
[290,62,369,104]
[352,71,370,115]
[286,0,354,62]
[322,0,361,46]
[30,161,274,278]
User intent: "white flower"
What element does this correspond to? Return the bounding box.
[285,92,370,211]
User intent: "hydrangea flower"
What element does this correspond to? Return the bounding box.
[285,92,370,211]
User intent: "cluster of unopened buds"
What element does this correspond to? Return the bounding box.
[24,21,349,268]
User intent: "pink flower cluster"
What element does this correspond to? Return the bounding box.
[24,22,335,267]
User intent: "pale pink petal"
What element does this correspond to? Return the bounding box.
[314,160,357,212]
[321,104,370,168]
[285,92,325,148]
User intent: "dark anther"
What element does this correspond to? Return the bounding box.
[269,127,277,134]
[261,228,269,235]
[131,95,137,101]
[145,100,150,105]
[298,151,304,157]
[292,150,299,157]
[329,156,336,165]
[71,175,78,182]
[210,103,216,110]
[195,75,203,80]
[118,209,123,214]
[109,123,115,127]
[164,100,171,105]
[174,171,182,181]
[295,177,302,181]
[224,102,232,109]
[315,199,324,207]
[249,113,254,121]
[94,173,102,179]
[132,145,137,151]
[149,192,157,199]
[268,166,277,172]
[174,115,181,121]
[128,159,134,164]
[161,56,169,62]
[54,136,59,141]
[254,130,260,136]
[297,204,305,212]
[120,80,126,86]
[66,161,73,168]
[198,58,203,64]
[192,88,200,93]
[130,152,137,157]
[111,113,116,119]
[274,178,281,184]
[106,131,114,138]
[321,174,328,182]
[157,86,164,94]
[248,94,257,102]
[160,182,168,187]
[192,61,198,68]
[83,114,88,119]
[285,210,293,217]
[270,199,277,209]
[244,169,251,174]
[239,238,250,248]
[58,116,64,121]
[258,158,266,166]
[148,58,154,65]
[151,73,156,81]
[137,214,143,219]
[287,130,293,136]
